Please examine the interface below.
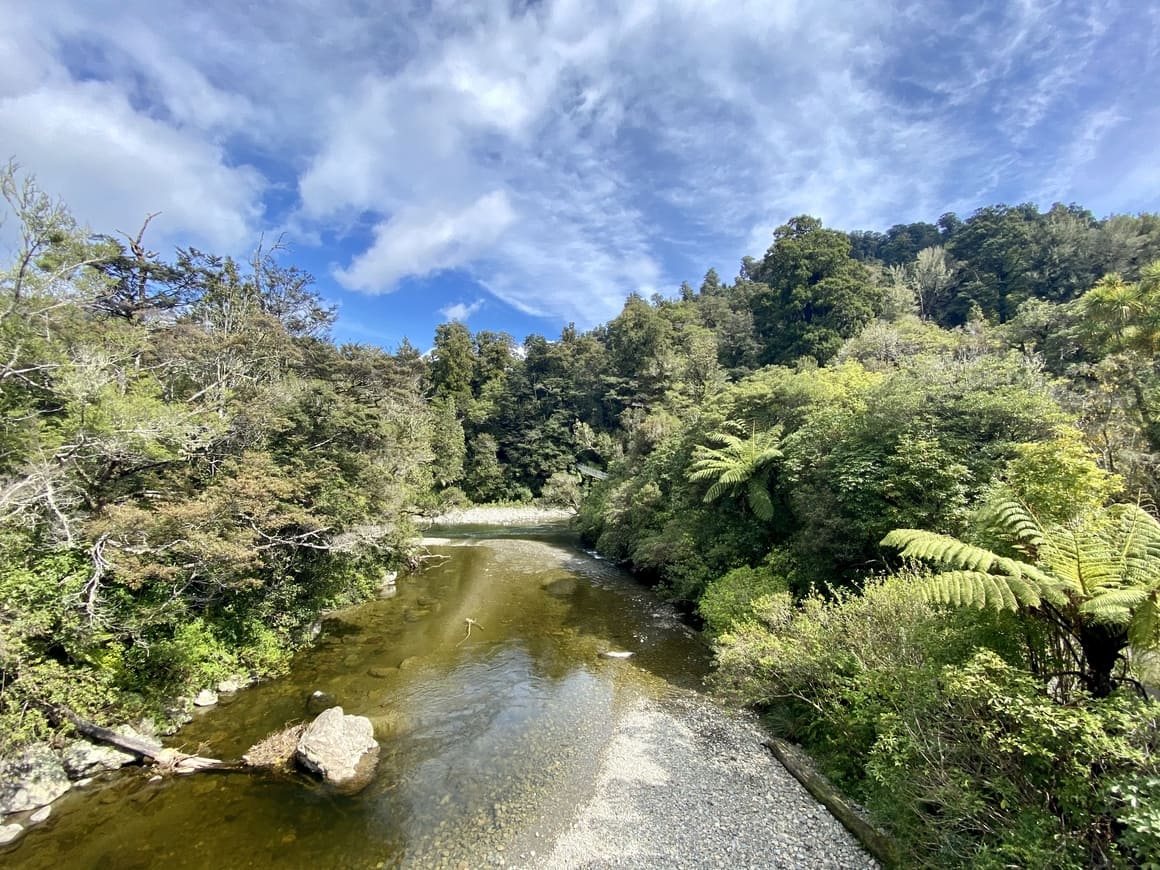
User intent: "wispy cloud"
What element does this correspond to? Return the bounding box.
[440,299,486,323]
[3,0,1158,329]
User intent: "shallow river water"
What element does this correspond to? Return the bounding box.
[6,526,710,869]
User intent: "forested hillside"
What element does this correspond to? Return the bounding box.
[0,167,440,747]
[4,164,1160,865]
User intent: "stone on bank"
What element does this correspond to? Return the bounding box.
[0,745,70,815]
[61,740,136,778]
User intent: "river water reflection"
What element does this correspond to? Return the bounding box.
[6,528,710,869]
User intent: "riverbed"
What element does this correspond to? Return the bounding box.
[4,529,713,868]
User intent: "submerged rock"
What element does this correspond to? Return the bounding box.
[599,650,635,659]
[543,577,579,597]
[29,805,51,824]
[0,745,70,814]
[295,707,379,793]
[61,740,136,778]
[368,710,410,739]
[216,675,249,694]
[306,690,337,714]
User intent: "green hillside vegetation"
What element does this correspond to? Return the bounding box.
[4,163,1160,865]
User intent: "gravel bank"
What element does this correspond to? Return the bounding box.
[428,506,576,526]
[529,692,878,870]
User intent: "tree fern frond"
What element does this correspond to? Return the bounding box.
[687,422,783,518]
[704,481,729,503]
[1128,597,1160,650]
[983,499,1045,547]
[884,529,1006,574]
[747,480,774,522]
[917,571,1020,612]
[1081,588,1149,620]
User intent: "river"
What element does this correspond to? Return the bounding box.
[6,526,711,869]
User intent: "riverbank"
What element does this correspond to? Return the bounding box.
[426,505,576,526]
[529,692,877,869]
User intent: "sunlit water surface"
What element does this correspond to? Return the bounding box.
[6,528,709,869]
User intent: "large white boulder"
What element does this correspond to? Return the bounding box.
[295,707,379,793]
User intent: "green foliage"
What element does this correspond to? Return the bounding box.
[1001,425,1123,522]
[714,578,1158,868]
[538,471,582,510]
[866,651,1159,869]
[713,576,1020,785]
[698,553,792,634]
[885,499,1160,696]
[750,216,883,365]
[688,423,783,520]
[0,167,434,747]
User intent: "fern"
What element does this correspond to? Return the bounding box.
[687,422,783,520]
[884,499,1160,696]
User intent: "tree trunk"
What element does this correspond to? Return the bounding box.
[46,704,235,774]
[1078,623,1127,699]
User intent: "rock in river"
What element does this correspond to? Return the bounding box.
[295,707,379,793]
[193,689,219,707]
[0,745,70,814]
[306,689,337,714]
[0,823,24,846]
[61,740,136,778]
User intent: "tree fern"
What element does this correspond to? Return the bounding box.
[688,422,783,521]
[883,499,1160,697]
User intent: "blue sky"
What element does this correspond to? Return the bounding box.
[2,0,1158,350]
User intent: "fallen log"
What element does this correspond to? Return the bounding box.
[43,703,237,775]
[762,737,898,868]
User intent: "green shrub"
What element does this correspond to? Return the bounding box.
[538,471,583,509]
[713,576,996,782]
[867,651,1159,868]
[713,576,1159,867]
[699,555,792,634]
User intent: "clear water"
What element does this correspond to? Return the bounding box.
[5,529,709,869]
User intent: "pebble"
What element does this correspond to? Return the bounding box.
[533,693,879,869]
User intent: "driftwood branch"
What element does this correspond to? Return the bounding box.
[47,704,239,775]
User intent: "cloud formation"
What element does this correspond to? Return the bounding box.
[440,299,486,323]
[3,0,1157,328]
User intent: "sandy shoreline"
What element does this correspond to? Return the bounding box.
[426,505,577,526]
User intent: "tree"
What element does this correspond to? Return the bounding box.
[687,423,784,521]
[883,500,1160,697]
[430,321,475,413]
[1075,262,1160,451]
[749,216,882,365]
[910,246,954,321]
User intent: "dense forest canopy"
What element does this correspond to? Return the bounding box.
[4,163,1160,866]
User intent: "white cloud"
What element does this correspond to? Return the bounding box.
[0,4,265,253]
[0,80,263,252]
[3,0,1158,329]
[440,299,486,322]
[334,190,516,292]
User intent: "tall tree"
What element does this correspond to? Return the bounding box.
[430,321,475,413]
[749,216,881,365]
